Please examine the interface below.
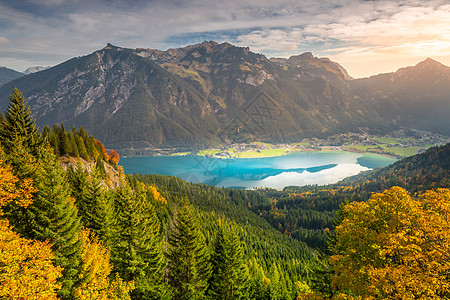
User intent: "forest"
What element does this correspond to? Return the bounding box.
[0,88,449,299]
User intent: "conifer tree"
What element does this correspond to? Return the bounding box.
[112,182,169,299]
[59,122,70,155]
[68,131,79,157]
[76,135,89,160]
[0,88,42,157]
[207,222,250,299]
[167,198,210,300]
[30,146,83,299]
[86,176,116,244]
[0,89,83,299]
[248,257,270,300]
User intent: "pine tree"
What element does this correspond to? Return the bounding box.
[0,88,42,157]
[76,135,89,160]
[30,146,83,299]
[167,198,210,300]
[112,182,169,299]
[59,122,70,155]
[0,89,83,299]
[207,222,250,299]
[248,257,270,300]
[86,175,116,244]
[68,132,79,157]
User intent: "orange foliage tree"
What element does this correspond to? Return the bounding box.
[0,158,62,299]
[109,149,120,165]
[330,186,450,299]
[95,139,110,162]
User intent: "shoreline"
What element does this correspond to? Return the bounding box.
[124,148,401,160]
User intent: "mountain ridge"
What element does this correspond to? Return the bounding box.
[0,41,449,152]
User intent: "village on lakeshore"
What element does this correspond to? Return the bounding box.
[165,129,449,159]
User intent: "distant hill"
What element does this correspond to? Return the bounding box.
[0,42,449,152]
[0,66,23,87]
[258,143,450,247]
[351,58,450,135]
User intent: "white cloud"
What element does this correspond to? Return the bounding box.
[0,0,449,75]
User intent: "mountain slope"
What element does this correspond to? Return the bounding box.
[0,42,383,151]
[271,52,352,88]
[0,66,23,87]
[351,58,450,135]
[1,42,449,151]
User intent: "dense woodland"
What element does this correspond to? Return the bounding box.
[0,88,449,299]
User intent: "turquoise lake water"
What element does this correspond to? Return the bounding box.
[119,151,398,189]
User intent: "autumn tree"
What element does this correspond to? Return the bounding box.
[0,220,63,300]
[330,186,450,299]
[75,228,134,300]
[109,149,120,165]
[0,157,62,299]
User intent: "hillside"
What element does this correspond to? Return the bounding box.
[0,42,387,152]
[351,58,450,135]
[0,66,23,87]
[0,89,317,299]
[255,143,450,247]
[1,42,449,152]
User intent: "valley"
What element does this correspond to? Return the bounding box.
[165,128,448,159]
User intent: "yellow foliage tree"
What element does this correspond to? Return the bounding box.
[148,185,167,204]
[330,186,450,299]
[0,220,63,299]
[75,228,134,300]
[0,158,36,210]
[0,158,62,299]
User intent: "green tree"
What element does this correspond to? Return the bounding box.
[59,122,70,156]
[112,182,169,300]
[208,222,250,299]
[167,198,210,300]
[0,88,42,157]
[32,146,83,299]
[76,135,89,160]
[0,89,83,299]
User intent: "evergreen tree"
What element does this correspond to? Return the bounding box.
[68,131,79,157]
[0,89,83,299]
[0,88,42,157]
[59,122,70,155]
[112,182,169,299]
[208,222,250,299]
[76,135,89,160]
[31,146,83,299]
[248,257,269,300]
[167,198,210,300]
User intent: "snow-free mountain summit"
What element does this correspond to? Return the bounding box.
[1,42,449,152]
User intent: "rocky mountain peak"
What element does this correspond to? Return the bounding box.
[415,57,446,69]
[290,52,314,61]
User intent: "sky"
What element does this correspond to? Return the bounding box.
[1,0,449,78]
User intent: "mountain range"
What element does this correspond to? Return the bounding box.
[1,41,449,152]
[0,66,23,87]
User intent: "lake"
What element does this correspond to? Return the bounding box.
[119,151,397,189]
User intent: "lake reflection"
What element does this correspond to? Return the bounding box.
[120,151,397,189]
